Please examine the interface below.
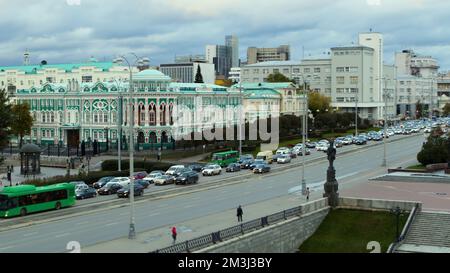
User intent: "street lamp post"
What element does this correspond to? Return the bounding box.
[390,206,405,242]
[355,90,358,136]
[301,80,308,195]
[382,78,389,167]
[238,80,243,157]
[112,79,123,172]
[113,54,149,240]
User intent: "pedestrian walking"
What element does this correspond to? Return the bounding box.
[171,226,177,244]
[237,205,243,222]
[306,187,310,201]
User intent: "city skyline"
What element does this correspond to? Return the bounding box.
[0,0,449,70]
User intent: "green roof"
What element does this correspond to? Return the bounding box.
[0,62,116,74]
[0,183,74,197]
[244,88,281,99]
[232,82,296,89]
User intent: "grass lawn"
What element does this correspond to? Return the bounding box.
[299,209,408,253]
[406,164,426,170]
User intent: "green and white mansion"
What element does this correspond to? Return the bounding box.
[12,69,250,147]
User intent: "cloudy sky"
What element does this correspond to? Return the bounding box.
[0,0,449,70]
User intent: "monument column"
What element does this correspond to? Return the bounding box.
[323,139,339,207]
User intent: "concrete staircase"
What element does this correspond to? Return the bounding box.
[397,211,450,253]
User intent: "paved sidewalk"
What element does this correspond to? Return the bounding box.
[82,191,312,253]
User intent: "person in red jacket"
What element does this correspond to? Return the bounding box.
[171,226,177,244]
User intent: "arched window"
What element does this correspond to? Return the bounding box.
[169,104,174,125]
[149,104,156,126]
[160,104,166,126]
[139,104,145,126]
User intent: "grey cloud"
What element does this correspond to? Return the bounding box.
[0,0,449,69]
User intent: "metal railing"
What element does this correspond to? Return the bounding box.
[387,203,420,253]
[152,205,304,253]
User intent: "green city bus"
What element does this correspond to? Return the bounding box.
[211,150,239,167]
[0,183,76,218]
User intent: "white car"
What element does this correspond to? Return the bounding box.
[202,165,222,176]
[142,173,164,184]
[108,177,131,186]
[277,155,291,164]
[276,147,290,154]
[166,165,185,176]
[316,142,329,151]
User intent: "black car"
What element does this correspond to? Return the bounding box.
[249,159,266,170]
[117,184,144,198]
[135,179,150,189]
[226,163,241,172]
[98,183,123,195]
[240,159,254,169]
[173,167,192,177]
[93,176,115,189]
[238,154,254,164]
[354,137,367,145]
[188,164,204,172]
[75,187,97,200]
[175,171,199,185]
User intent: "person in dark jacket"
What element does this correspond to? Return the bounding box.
[237,205,243,222]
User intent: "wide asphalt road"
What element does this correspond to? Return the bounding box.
[0,134,424,252]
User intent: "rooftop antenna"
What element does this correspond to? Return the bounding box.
[23,49,30,66]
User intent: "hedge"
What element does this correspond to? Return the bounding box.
[23,169,147,187]
[101,160,173,173]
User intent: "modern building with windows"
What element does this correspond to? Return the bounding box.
[240,32,398,122]
[395,49,439,117]
[205,35,239,79]
[159,62,215,84]
[247,45,290,64]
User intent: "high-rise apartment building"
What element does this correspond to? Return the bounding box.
[205,35,239,79]
[226,35,239,68]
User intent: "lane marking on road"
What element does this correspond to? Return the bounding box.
[243,192,251,195]
[148,212,161,217]
[75,221,89,226]
[288,171,363,194]
[54,233,71,238]
[105,222,119,227]
[23,232,38,237]
[184,204,195,209]
[118,212,128,216]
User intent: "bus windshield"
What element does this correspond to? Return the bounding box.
[0,195,8,211]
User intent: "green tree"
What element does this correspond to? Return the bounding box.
[194,65,204,83]
[417,128,449,166]
[0,89,13,149]
[11,103,34,148]
[308,92,331,117]
[266,72,293,83]
[443,103,450,116]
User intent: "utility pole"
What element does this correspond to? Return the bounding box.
[239,80,243,157]
[355,90,358,136]
[382,78,389,167]
[301,80,308,195]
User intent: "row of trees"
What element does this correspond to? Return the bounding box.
[0,90,34,149]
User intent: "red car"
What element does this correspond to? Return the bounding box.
[133,171,148,180]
